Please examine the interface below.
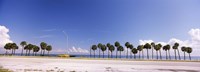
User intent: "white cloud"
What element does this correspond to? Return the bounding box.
[139,40,154,45]
[139,28,200,56]
[0,25,13,48]
[66,46,89,54]
[188,29,200,42]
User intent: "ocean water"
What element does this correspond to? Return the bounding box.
[74,54,200,61]
[8,53,200,61]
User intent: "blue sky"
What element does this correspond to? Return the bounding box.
[1,0,200,54]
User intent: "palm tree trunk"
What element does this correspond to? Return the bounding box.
[152,48,153,59]
[166,51,168,60]
[94,50,95,58]
[139,51,141,59]
[35,52,37,56]
[127,48,128,58]
[134,54,136,59]
[29,50,31,56]
[25,50,27,56]
[177,49,181,60]
[159,50,162,60]
[130,49,132,58]
[11,49,13,55]
[32,51,34,56]
[120,52,121,58]
[116,51,118,58]
[108,50,109,58]
[43,50,45,56]
[103,51,104,58]
[111,52,113,58]
[99,49,100,58]
[48,51,50,56]
[156,51,158,60]
[131,53,132,59]
[142,50,144,59]
[40,50,43,56]
[5,50,8,55]
[168,50,171,60]
[189,53,191,60]
[21,48,24,56]
[26,50,28,56]
[13,49,15,55]
[184,52,185,60]
[147,49,149,59]
[174,49,177,60]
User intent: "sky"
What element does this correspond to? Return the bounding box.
[0,0,200,56]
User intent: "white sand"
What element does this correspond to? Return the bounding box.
[0,57,200,72]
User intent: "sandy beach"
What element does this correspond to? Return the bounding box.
[0,56,200,72]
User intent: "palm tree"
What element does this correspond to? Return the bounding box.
[172,45,177,60]
[181,46,186,60]
[106,43,111,58]
[118,46,124,58]
[109,45,115,58]
[166,44,171,60]
[91,45,97,58]
[27,44,33,56]
[125,42,130,58]
[101,45,107,58]
[33,45,40,56]
[97,43,102,58]
[115,41,120,58]
[24,44,32,56]
[4,43,12,55]
[186,47,192,60]
[46,45,52,56]
[137,45,143,59]
[129,44,133,58]
[11,43,18,55]
[175,43,181,60]
[20,41,27,56]
[132,48,138,59]
[40,42,47,56]
[163,45,168,60]
[32,45,37,56]
[158,43,162,60]
[154,44,159,60]
[144,43,151,59]
[24,44,29,56]
[151,42,155,59]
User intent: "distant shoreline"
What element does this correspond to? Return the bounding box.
[0,56,199,63]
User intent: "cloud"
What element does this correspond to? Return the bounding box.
[52,46,89,54]
[67,46,89,54]
[139,40,154,45]
[139,28,200,56]
[0,25,13,48]
[188,29,200,42]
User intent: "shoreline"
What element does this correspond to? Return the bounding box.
[0,56,200,63]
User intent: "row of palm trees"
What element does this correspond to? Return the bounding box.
[4,41,52,56]
[90,41,193,60]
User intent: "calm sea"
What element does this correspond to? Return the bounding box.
[12,53,200,61]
